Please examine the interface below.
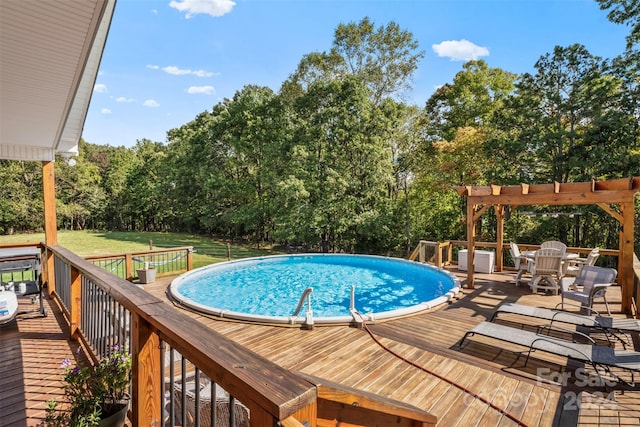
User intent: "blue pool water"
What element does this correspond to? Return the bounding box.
[170,254,460,325]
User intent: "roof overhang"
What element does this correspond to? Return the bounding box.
[0,0,116,162]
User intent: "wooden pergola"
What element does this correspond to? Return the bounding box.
[456,177,640,314]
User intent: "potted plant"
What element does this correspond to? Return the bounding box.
[46,344,132,427]
[137,261,156,284]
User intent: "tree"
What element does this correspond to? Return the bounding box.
[424,60,516,143]
[55,149,105,231]
[276,76,397,252]
[122,140,168,231]
[83,142,137,230]
[284,17,424,106]
[597,0,640,49]
[212,85,288,242]
[505,44,605,183]
[0,160,42,233]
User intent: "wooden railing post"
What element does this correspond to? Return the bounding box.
[125,253,133,282]
[281,402,317,427]
[186,248,193,271]
[69,265,81,340]
[418,240,426,263]
[43,248,56,296]
[131,313,161,426]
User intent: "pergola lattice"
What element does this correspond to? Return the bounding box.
[456,177,640,314]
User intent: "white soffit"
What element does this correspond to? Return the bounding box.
[0,0,116,162]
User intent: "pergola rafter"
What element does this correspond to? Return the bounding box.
[456,177,640,314]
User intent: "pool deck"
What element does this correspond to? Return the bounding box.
[4,267,639,426]
[147,267,640,426]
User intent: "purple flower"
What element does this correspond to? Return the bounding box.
[61,358,72,368]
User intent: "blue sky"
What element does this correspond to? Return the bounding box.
[83,0,630,148]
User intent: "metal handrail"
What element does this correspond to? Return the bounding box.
[291,287,314,328]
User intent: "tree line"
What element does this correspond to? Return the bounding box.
[2,7,639,256]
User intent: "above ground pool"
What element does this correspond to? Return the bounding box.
[169,254,460,326]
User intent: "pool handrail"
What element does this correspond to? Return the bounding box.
[291,287,314,327]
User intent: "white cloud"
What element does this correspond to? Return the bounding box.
[143,99,160,107]
[94,84,107,93]
[186,85,215,95]
[432,39,489,61]
[162,65,214,77]
[101,108,112,114]
[169,0,235,18]
[151,9,158,14]
[147,64,160,70]
[115,97,135,103]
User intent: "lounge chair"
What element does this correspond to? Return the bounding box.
[559,266,617,316]
[491,302,640,348]
[461,321,640,386]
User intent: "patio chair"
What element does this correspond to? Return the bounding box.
[461,321,640,386]
[540,240,567,256]
[564,247,599,277]
[559,265,617,316]
[491,302,640,349]
[528,248,563,294]
[509,242,530,286]
[173,373,250,427]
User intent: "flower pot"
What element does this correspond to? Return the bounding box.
[137,268,156,284]
[97,401,129,427]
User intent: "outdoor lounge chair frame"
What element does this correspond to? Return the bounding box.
[491,302,640,349]
[164,356,249,427]
[461,321,640,387]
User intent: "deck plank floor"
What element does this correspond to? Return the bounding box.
[0,294,81,426]
[3,267,639,426]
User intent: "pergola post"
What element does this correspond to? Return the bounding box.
[466,201,476,289]
[620,201,635,313]
[495,205,505,272]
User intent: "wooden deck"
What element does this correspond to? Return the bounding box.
[0,293,83,426]
[3,268,639,426]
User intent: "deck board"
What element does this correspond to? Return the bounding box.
[0,295,80,427]
[4,268,639,426]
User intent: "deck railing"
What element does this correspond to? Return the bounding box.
[41,244,436,426]
[86,246,193,282]
[410,239,621,271]
[46,244,317,425]
[408,240,453,267]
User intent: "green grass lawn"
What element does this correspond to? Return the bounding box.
[0,230,280,269]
